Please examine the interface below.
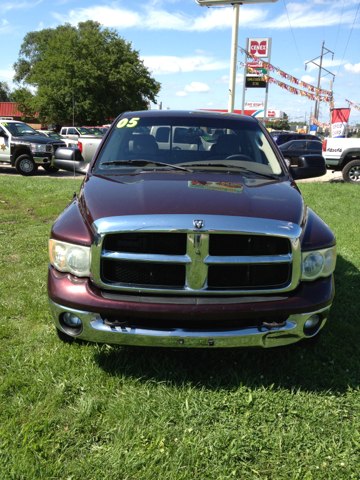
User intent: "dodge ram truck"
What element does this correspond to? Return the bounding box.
[48,110,336,348]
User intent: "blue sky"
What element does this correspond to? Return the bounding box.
[1,0,359,124]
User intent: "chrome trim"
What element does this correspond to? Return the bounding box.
[90,215,302,295]
[49,299,331,348]
[34,156,51,164]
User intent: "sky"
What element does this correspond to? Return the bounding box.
[0,0,359,125]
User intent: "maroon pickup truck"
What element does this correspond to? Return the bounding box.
[48,110,336,348]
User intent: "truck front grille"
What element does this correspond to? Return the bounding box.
[91,214,301,295]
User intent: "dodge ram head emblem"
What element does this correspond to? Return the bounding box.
[193,220,204,229]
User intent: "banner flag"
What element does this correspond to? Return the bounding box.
[332,108,351,138]
[310,125,318,136]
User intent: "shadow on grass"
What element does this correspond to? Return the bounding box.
[94,254,360,393]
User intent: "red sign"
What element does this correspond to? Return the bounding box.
[267,111,275,117]
[248,38,269,58]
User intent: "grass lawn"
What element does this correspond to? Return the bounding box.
[0,176,359,479]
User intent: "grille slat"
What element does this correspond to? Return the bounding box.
[208,264,291,289]
[209,234,290,256]
[102,260,185,287]
[104,233,187,255]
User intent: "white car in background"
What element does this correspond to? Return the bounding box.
[36,130,78,148]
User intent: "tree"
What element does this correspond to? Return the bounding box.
[265,112,290,131]
[0,81,13,102]
[13,21,161,125]
[12,87,38,122]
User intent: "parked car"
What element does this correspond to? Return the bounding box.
[272,132,322,146]
[36,130,78,148]
[279,139,324,166]
[49,110,336,349]
[0,120,66,175]
[81,127,104,135]
[60,126,102,141]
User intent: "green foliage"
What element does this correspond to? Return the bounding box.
[0,81,13,102]
[0,177,360,478]
[13,21,161,125]
[266,112,290,131]
[12,87,38,122]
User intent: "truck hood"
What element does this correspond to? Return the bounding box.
[79,172,305,229]
[12,135,66,144]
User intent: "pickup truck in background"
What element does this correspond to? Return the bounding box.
[0,120,66,175]
[60,126,103,142]
[322,137,360,183]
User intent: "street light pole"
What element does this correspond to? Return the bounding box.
[228,4,240,113]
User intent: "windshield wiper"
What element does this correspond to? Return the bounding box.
[101,160,193,172]
[182,163,278,179]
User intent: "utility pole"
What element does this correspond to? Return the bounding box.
[228,4,240,113]
[329,80,333,138]
[305,42,335,121]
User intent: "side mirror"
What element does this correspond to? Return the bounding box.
[289,155,326,180]
[0,130,8,138]
[53,147,88,175]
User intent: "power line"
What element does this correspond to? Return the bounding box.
[332,0,346,62]
[282,0,303,66]
[335,1,360,76]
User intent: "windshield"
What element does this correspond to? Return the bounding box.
[77,127,92,135]
[94,116,284,177]
[46,132,62,140]
[2,122,38,136]
[83,127,102,135]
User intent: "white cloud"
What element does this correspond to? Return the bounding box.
[301,75,315,83]
[207,102,213,106]
[0,0,43,14]
[53,4,267,31]
[0,69,14,81]
[344,63,360,74]
[215,73,243,84]
[176,91,187,96]
[2,19,9,26]
[185,82,210,93]
[142,55,228,75]
[53,2,360,33]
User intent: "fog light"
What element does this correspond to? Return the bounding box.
[63,312,82,327]
[304,314,321,336]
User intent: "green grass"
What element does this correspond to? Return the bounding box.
[0,177,360,479]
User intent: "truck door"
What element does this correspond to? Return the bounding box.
[0,124,11,163]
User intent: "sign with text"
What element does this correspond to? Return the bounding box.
[245,76,267,88]
[248,38,269,58]
[245,101,264,109]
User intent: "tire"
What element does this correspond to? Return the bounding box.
[342,160,360,183]
[42,164,59,173]
[15,154,38,176]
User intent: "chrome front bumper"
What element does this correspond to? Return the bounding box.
[49,299,330,348]
[34,155,53,165]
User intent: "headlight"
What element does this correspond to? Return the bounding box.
[301,246,336,280]
[30,143,48,153]
[49,239,91,277]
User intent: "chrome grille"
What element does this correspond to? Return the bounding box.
[91,214,302,295]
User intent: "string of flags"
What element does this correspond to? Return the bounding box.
[241,64,332,103]
[345,99,360,111]
[239,47,331,96]
[311,115,330,129]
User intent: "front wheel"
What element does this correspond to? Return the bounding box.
[15,154,38,176]
[42,164,59,173]
[342,160,360,183]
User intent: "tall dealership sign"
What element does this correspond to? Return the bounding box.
[195,1,278,113]
[241,38,272,122]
